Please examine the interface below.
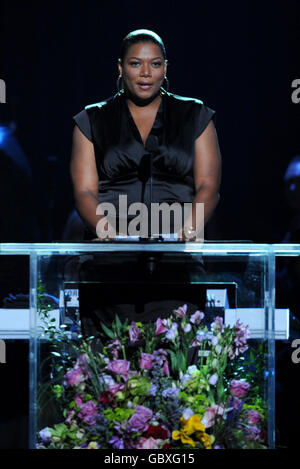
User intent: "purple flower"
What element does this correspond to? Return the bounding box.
[229,379,250,398]
[127,405,153,433]
[190,310,205,325]
[74,395,83,407]
[190,331,210,347]
[129,322,141,343]
[107,338,122,359]
[244,425,261,441]
[65,410,75,423]
[109,383,125,396]
[162,387,180,399]
[139,353,155,371]
[109,436,125,449]
[173,304,187,319]
[78,400,98,426]
[244,409,262,425]
[148,383,157,396]
[228,396,243,411]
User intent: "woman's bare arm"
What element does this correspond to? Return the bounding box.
[182,120,222,238]
[70,125,104,237]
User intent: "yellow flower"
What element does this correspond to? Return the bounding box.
[172,414,205,447]
[172,430,196,447]
[196,431,215,449]
[182,415,205,435]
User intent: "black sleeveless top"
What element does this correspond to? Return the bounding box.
[74,91,214,330]
[73,90,215,234]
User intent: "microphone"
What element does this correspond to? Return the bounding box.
[144,135,158,205]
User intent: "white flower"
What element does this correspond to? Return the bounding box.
[166,323,178,341]
[208,374,219,386]
[39,427,52,442]
[182,408,195,420]
[187,365,198,374]
[211,336,219,346]
[182,323,192,333]
[101,374,116,387]
[76,430,85,439]
[212,358,219,368]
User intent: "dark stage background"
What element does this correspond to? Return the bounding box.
[0,0,300,243]
[0,0,300,450]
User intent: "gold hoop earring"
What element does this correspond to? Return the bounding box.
[164,76,169,91]
[117,75,123,92]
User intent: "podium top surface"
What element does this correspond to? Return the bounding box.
[0,242,299,255]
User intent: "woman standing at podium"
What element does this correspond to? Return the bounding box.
[70,29,222,334]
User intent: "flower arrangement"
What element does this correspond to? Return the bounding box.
[36,302,268,449]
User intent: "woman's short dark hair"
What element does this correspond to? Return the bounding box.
[119,29,167,64]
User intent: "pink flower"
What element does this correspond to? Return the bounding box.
[229,379,250,398]
[228,321,250,359]
[107,360,130,378]
[108,383,125,396]
[129,322,141,343]
[211,316,224,333]
[139,353,155,370]
[128,405,153,433]
[107,338,122,359]
[136,437,164,449]
[78,401,98,426]
[173,304,187,319]
[155,318,168,335]
[64,366,85,387]
[190,310,205,325]
[64,354,91,387]
[202,404,225,428]
[75,353,89,368]
[244,409,262,425]
[229,396,243,410]
[65,410,75,423]
[74,395,83,407]
[163,360,170,376]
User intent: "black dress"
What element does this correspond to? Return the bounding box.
[73,89,215,335]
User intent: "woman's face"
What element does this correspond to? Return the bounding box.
[118,41,167,101]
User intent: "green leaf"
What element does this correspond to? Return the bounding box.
[115,315,123,335]
[100,322,115,339]
[166,349,178,371]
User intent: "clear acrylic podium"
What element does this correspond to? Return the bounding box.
[1,242,298,449]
